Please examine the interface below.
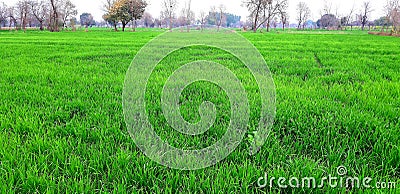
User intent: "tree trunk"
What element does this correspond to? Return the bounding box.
[122,23,126,31]
[169,15,173,31]
[22,13,27,32]
[20,18,23,30]
[253,14,258,33]
[54,15,58,31]
[8,18,11,31]
[113,23,118,31]
[132,20,136,32]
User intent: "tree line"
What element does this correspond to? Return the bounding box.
[102,0,242,32]
[0,0,100,32]
[242,0,400,33]
[1,0,399,34]
[0,0,80,31]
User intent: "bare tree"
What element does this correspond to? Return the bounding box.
[40,0,77,31]
[162,0,177,31]
[384,0,400,32]
[210,6,217,26]
[49,0,61,32]
[360,1,373,31]
[343,4,355,30]
[243,0,262,32]
[0,2,7,29]
[392,8,400,33]
[60,0,77,29]
[199,10,207,31]
[216,4,226,31]
[209,5,226,31]
[30,0,48,30]
[333,5,342,29]
[103,0,115,11]
[16,0,31,31]
[277,0,288,31]
[182,0,194,32]
[243,0,287,33]
[6,5,17,30]
[266,0,287,32]
[296,2,311,29]
[321,0,332,16]
[129,0,147,32]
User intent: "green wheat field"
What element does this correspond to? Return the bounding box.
[0,29,399,193]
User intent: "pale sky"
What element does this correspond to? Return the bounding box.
[4,0,386,23]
